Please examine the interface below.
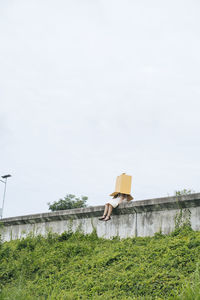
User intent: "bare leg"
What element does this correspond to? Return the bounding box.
[103,204,109,216]
[99,204,109,219]
[104,204,113,220]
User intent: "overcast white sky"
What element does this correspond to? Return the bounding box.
[0,0,200,218]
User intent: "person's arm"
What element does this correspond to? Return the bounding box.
[118,196,124,204]
[122,195,129,203]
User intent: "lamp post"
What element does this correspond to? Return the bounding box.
[0,174,11,219]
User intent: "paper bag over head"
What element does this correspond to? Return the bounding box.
[110,173,133,201]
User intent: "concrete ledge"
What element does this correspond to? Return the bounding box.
[1,193,200,226]
[1,193,200,240]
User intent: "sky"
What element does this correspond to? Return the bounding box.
[0,0,200,218]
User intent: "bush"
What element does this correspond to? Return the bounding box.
[0,230,200,299]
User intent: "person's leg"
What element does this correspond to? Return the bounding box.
[104,204,113,220]
[99,204,109,220]
[103,204,109,216]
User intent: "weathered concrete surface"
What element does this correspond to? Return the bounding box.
[1,193,200,241]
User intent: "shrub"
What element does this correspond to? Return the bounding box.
[0,230,200,299]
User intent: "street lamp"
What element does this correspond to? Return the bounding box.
[0,174,12,219]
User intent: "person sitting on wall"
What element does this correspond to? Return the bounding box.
[99,193,133,221]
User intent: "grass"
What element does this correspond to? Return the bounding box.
[0,226,200,299]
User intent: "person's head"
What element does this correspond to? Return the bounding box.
[120,193,127,199]
[113,193,119,199]
[114,193,127,199]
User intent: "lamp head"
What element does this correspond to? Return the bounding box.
[1,174,12,179]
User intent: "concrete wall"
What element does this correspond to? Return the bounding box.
[1,193,200,241]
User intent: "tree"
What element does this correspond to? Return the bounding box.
[47,194,88,211]
[174,189,195,196]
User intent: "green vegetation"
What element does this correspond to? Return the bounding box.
[174,189,195,197]
[0,226,200,300]
[47,194,88,211]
